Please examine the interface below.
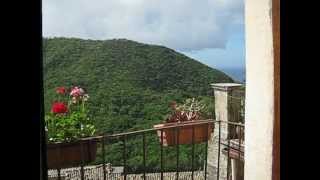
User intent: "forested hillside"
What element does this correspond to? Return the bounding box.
[43,37,234,172]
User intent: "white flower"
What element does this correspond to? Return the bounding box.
[72,97,77,104]
[79,88,85,95]
[83,94,90,101]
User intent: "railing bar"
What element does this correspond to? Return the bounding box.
[220,143,244,153]
[57,168,61,180]
[105,120,216,137]
[217,120,221,180]
[142,132,146,180]
[123,135,127,180]
[204,123,208,180]
[212,89,216,120]
[191,126,195,180]
[217,120,245,127]
[102,135,106,180]
[238,126,242,160]
[227,124,231,180]
[160,129,164,180]
[233,125,243,180]
[80,141,85,180]
[176,127,179,180]
[73,120,241,141]
[57,143,61,180]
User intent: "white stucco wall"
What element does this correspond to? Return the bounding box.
[244,0,274,180]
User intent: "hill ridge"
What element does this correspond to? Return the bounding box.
[43,37,234,171]
[43,37,233,132]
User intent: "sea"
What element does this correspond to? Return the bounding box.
[220,67,246,83]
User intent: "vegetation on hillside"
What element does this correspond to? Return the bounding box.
[43,37,234,172]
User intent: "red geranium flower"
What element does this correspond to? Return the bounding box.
[56,87,67,95]
[51,102,68,114]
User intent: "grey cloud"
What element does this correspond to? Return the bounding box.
[43,0,243,51]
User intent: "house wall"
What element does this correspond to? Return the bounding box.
[244,0,276,180]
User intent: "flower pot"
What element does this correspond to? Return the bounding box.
[47,137,98,169]
[154,120,213,146]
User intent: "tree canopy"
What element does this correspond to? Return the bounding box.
[43,37,234,172]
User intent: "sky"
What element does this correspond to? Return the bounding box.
[43,0,245,70]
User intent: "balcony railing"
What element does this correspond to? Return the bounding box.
[47,120,244,180]
[47,84,245,180]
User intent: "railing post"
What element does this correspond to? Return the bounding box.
[142,133,146,180]
[123,135,127,180]
[102,136,106,180]
[207,83,243,180]
[160,130,164,180]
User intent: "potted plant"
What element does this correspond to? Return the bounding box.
[45,86,97,169]
[154,98,213,146]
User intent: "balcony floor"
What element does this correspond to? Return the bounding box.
[48,164,205,180]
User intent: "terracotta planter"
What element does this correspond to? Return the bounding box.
[47,137,97,169]
[154,120,213,146]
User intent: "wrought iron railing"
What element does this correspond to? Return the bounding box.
[47,121,245,180]
[223,89,245,180]
[47,89,245,180]
[220,121,244,180]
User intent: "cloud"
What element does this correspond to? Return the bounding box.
[43,0,244,51]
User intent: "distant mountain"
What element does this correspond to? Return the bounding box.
[43,37,234,171]
[220,67,245,83]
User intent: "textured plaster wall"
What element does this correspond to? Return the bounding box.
[207,89,229,180]
[207,84,243,180]
[244,0,274,180]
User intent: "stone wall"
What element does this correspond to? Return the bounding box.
[207,83,243,180]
